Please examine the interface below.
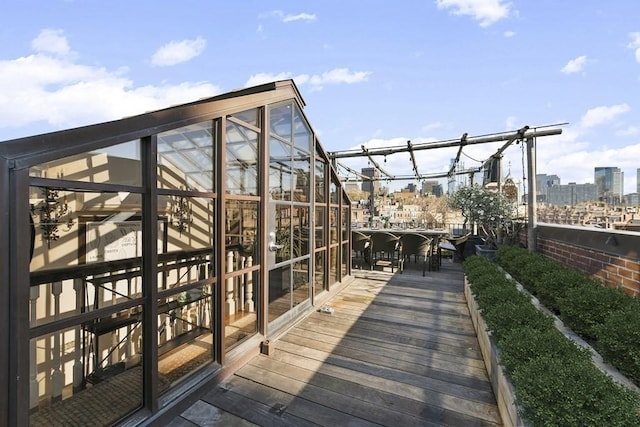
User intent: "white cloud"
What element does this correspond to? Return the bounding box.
[561,55,587,74]
[0,35,220,134]
[261,10,316,23]
[628,32,640,63]
[503,31,516,38]
[31,29,73,56]
[580,104,630,128]
[421,122,443,133]
[151,37,206,67]
[245,68,371,90]
[282,13,316,23]
[435,0,512,27]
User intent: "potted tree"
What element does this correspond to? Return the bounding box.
[449,184,516,258]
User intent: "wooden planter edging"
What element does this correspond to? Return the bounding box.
[464,277,526,427]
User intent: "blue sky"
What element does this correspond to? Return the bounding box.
[2,1,639,194]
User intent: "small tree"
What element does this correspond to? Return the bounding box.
[449,184,515,248]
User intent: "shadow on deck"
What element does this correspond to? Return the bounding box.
[167,261,502,426]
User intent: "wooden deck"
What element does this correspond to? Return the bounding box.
[168,261,502,426]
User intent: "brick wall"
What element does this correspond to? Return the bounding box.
[520,225,640,296]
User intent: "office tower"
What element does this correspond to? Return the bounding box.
[536,174,561,202]
[594,167,624,205]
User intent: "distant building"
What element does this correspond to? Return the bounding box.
[594,167,624,205]
[536,174,560,202]
[422,180,443,197]
[626,193,639,207]
[361,167,380,194]
[547,182,598,206]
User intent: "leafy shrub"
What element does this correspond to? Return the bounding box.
[535,268,587,313]
[560,281,630,340]
[596,304,640,385]
[482,300,554,341]
[512,356,640,426]
[499,326,591,374]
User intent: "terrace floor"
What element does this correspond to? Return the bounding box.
[166,260,502,426]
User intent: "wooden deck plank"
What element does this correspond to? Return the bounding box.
[168,263,503,426]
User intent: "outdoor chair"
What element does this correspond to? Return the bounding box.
[442,232,471,262]
[352,230,372,270]
[400,233,433,276]
[370,231,403,273]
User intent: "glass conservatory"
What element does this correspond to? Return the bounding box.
[0,80,352,426]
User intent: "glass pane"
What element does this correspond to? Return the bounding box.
[330,207,339,244]
[293,258,309,307]
[341,207,349,242]
[225,200,259,269]
[224,270,258,349]
[30,187,145,323]
[293,148,311,202]
[158,122,214,192]
[158,284,213,386]
[30,308,143,426]
[293,106,311,151]
[226,122,259,196]
[315,206,325,248]
[315,158,325,203]
[269,137,292,201]
[330,179,338,204]
[314,250,325,297]
[30,140,142,186]
[329,246,338,286]
[270,103,292,141]
[292,206,310,258]
[274,204,291,264]
[229,108,260,128]
[268,265,291,322]
[342,242,349,277]
[159,196,214,291]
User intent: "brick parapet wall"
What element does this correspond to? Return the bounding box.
[518,226,640,296]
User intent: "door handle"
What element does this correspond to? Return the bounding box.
[269,242,284,252]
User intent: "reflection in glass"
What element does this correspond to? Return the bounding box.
[158,284,213,386]
[29,188,144,325]
[224,200,259,350]
[342,207,349,242]
[159,196,214,291]
[293,106,311,151]
[274,204,291,264]
[270,104,292,141]
[314,251,326,297]
[330,207,339,244]
[158,122,215,192]
[293,148,310,202]
[292,206,310,258]
[315,207,325,248]
[315,157,325,203]
[225,201,258,263]
[29,309,144,426]
[292,258,309,307]
[329,246,338,286]
[269,137,292,200]
[342,242,349,277]
[268,265,291,322]
[226,121,259,195]
[30,140,142,186]
[229,108,260,128]
[224,270,258,350]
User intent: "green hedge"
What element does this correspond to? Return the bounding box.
[464,255,640,426]
[495,246,640,384]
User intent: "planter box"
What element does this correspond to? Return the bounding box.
[475,244,497,260]
[464,277,527,427]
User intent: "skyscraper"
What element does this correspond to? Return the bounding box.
[594,167,624,205]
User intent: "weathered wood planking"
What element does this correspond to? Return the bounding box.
[171,263,502,426]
